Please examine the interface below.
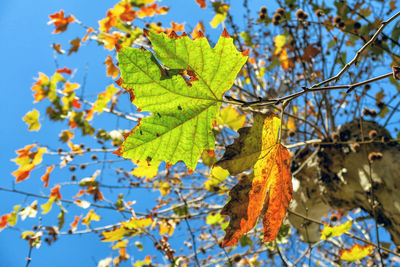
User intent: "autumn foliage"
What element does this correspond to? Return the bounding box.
[3,0,400,266]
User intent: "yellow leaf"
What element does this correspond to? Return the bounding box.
[63,82,80,94]
[59,130,74,143]
[217,106,246,131]
[41,196,57,214]
[82,209,101,226]
[340,243,374,261]
[101,226,135,242]
[33,147,47,165]
[274,35,287,55]
[23,109,41,131]
[157,181,171,196]
[112,240,128,249]
[21,231,36,239]
[121,217,153,229]
[158,219,175,236]
[131,161,160,180]
[321,220,352,240]
[210,13,227,28]
[7,205,21,226]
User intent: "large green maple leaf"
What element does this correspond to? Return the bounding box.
[115,30,248,170]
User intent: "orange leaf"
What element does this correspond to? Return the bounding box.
[12,164,35,183]
[137,3,169,18]
[48,10,75,34]
[119,3,136,22]
[192,21,205,39]
[99,10,118,33]
[41,165,55,188]
[195,0,206,8]
[68,38,81,55]
[217,113,292,247]
[279,48,295,70]
[105,55,120,79]
[70,215,82,231]
[0,214,10,230]
[31,73,50,103]
[82,27,94,42]
[56,67,72,75]
[50,184,62,200]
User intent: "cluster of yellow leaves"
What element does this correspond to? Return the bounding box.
[11,144,47,183]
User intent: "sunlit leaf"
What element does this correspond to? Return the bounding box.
[23,109,41,131]
[321,220,352,240]
[41,196,57,214]
[217,106,246,131]
[82,209,101,227]
[217,113,292,247]
[274,35,287,55]
[48,10,75,34]
[340,243,374,261]
[19,200,38,220]
[105,55,120,79]
[131,161,160,180]
[115,29,247,171]
[41,165,55,188]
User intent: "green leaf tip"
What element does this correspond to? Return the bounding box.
[115,30,248,171]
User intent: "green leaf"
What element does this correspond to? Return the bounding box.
[321,220,352,240]
[57,210,65,230]
[240,235,252,247]
[116,30,247,170]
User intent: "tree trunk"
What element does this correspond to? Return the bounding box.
[288,119,400,244]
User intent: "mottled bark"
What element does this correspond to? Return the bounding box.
[288,120,400,244]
